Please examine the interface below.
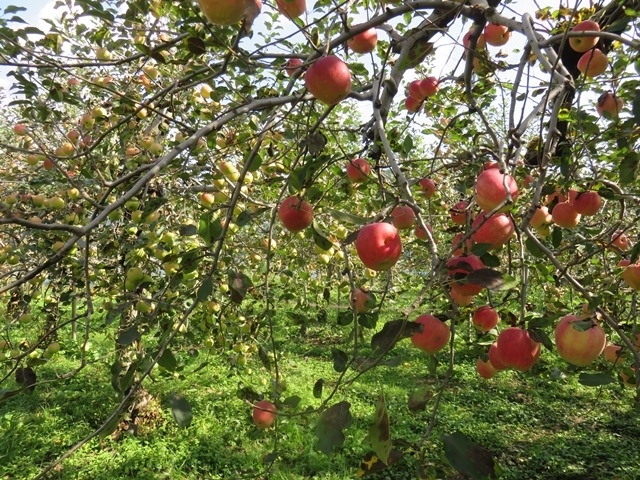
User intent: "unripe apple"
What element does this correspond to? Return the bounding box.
[621,263,640,290]
[530,205,552,228]
[92,106,108,119]
[46,196,66,210]
[347,26,378,54]
[198,192,216,207]
[218,160,240,182]
[95,47,113,60]
[305,55,351,106]
[483,23,511,46]
[55,142,75,157]
[148,142,164,156]
[142,65,159,80]
[603,343,625,363]
[569,20,600,53]
[577,48,608,77]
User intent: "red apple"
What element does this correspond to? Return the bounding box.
[391,205,416,230]
[415,224,433,241]
[252,399,277,428]
[573,191,602,216]
[418,178,437,198]
[408,80,423,99]
[197,0,262,25]
[472,306,499,333]
[450,288,474,307]
[495,327,541,371]
[603,343,625,364]
[596,92,623,119]
[352,288,375,313]
[569,20,600,53]
[476,357,498,379]
[13,123,27,135]
[405,96,422,112]
[488,342,508,371]
[483,23,511,46]
[611,230,631,251]
[555,314,606,367]
[411,314,450,354]
[285,58,303,77]
[446,254,485,296]
[474,169,518,212]
[346,158,371,183]
[355,222,402,271]
[451,233,473,256]
[276,0,306,19]
[621,262,640,290]
[471,212,514,249]
[551,202,581,228]
[305,55,351,105]
[419,76,439,97]
[530,205,552,228]
[449,200,468,225]
[347,26,378,54]
[577,48,608,77]
[462,29,486,50]
[278,196,313,232]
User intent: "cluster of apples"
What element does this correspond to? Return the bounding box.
[569,20,609,78]
[530,188,603,235]
[404,76,439,113]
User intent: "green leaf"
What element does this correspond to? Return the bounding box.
[325,208,367,225]
[116,325,140,345]
[311,221,333,251]
[197,277,213,302]
[168,393,192,428]
[313,379,324,398]
[158,349,177,372]
[619,152,639,186]
[578,372,616,387]
[331,348,348,372]
[367,392,391,465]
[258,345,271,372]
[525,237,544,258]
[443,431,497,480]
[316,401,352,454]
[198,214,222,244]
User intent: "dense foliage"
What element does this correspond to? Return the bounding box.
[0,0,639,477]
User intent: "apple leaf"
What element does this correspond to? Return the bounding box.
[116,325,140,346]
[316,401,352,454]
[367,392,391,464]
[465,268,504,290]
[168,393,192,428]
[443,431,497,480]
[578,372,616,387]
[337,309,353,326]
[370,319,423,355]
[358,311,378,329]
[331,348,348,372]
[408,387,433,412]
[228,270,253,304]
[528,328,553,351]
[312,221,333,251]
[158,348,177,372]
[198,213,222,244]
[356,449,404,477]
[196,277,213,302]
[313,379,324,399]
[258,345,271,372]
[325,207,367,225]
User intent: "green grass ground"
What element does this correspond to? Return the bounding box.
[1,310,639,480]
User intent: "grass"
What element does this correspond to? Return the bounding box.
[1,296,639,480]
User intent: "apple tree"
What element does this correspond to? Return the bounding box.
[0,0,639,477]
